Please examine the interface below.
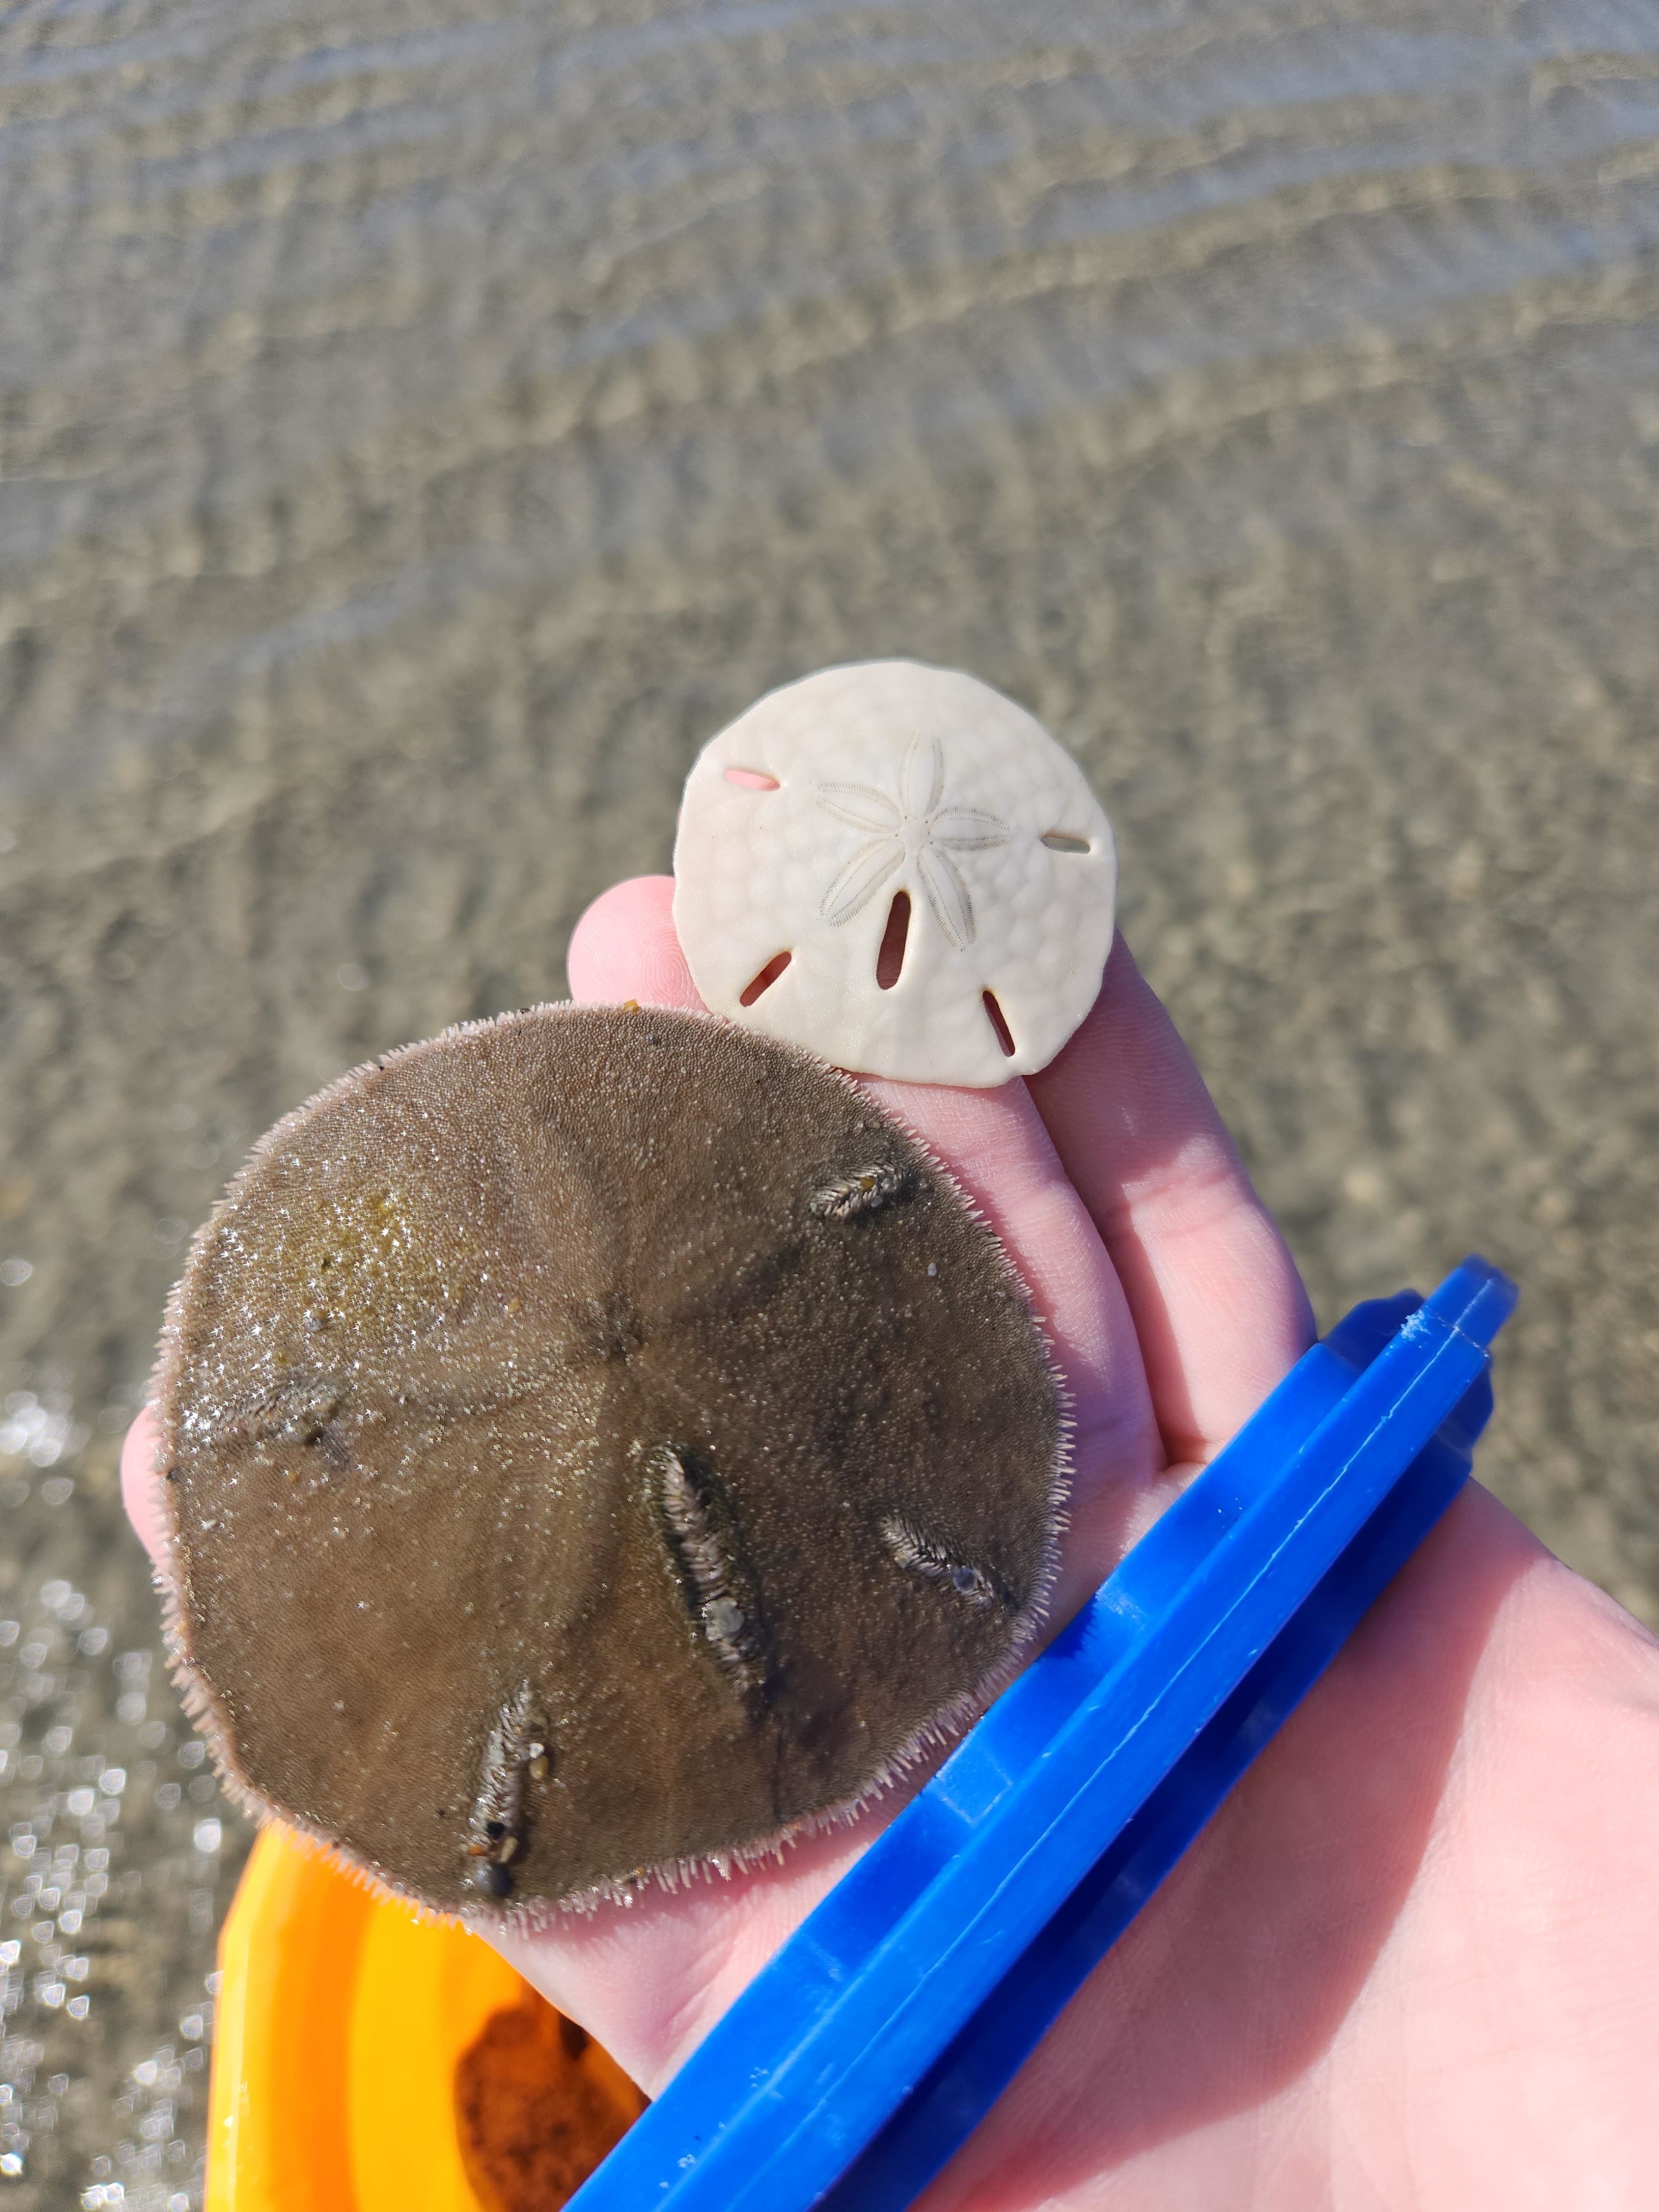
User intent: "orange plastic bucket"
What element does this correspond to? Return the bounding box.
[207,1826,643,2211]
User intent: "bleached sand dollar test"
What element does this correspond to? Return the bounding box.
[673,661,1117,1087]
[153,1006,1063,1919]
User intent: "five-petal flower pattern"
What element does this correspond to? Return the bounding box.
[814,735,1012,951]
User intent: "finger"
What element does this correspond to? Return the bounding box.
[122,1406,166,1568]
[566,875,705,1012]
[1027,935,1314,1467]
[566,878,1162,1610]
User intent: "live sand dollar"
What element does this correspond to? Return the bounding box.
[154,1006,1065,1918]
[672,661,1117,1086]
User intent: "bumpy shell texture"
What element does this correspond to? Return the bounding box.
[672,660,1117,1086]
[154,1006,1063,1917]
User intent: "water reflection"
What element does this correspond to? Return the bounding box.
[0,1516,238,2206]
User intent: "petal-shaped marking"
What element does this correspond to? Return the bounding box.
[916,844,975,951]
[929,808,1011,852]
[821,837,906,926]
[815,784,902,834]
[901,734,945,821]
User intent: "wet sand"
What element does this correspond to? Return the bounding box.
[3,0,1658,2199]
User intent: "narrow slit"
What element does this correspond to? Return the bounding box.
[982,990,1016,1057]
[648,1447,766,1688]
[1041,832,1091,854]
[876,892,910,990]
[726,766,780,791]
[739,951,791,1006]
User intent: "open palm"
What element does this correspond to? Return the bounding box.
[124,875,1659,2208]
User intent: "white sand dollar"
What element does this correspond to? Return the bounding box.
[672,661,1117,1087]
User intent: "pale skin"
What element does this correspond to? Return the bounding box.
[123,876,1659,2208]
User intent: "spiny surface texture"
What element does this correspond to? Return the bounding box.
[155,1006,1061,1916]
[672,660,1117,1085]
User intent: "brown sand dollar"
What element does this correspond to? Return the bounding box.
[154,1006,1064,1917]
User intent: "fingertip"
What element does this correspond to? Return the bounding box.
[566,877,705,1012]
[121,1408,168,1569]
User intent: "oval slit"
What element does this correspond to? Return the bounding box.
[726,767,780,792]
[982,990,1016,1058]
[1041,832,1091,854]
[876,892,911,991]
[740,951,791,1006]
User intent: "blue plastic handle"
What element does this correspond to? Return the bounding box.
[570,1256,1517,2212]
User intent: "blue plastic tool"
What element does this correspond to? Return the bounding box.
[570,1255,1517,2212]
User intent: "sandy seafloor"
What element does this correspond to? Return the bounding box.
[2,0,1658,2200]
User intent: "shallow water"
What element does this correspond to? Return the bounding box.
[3,0,1658,2199]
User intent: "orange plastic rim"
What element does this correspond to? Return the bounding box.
[207,1825,536,2211]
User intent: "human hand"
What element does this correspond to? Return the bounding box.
[123,877,1659,2208]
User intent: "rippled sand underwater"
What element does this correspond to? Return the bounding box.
[3,0,1659,2198]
